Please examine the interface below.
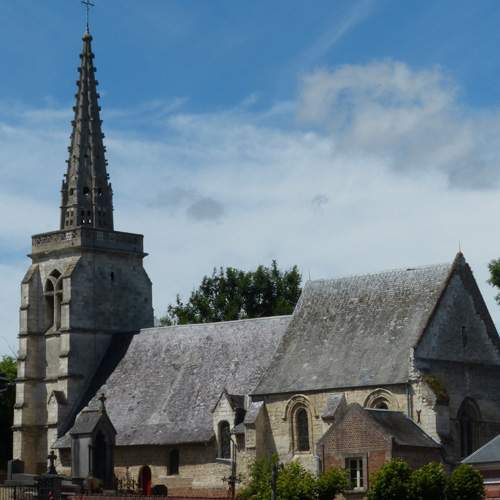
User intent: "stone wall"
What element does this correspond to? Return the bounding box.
[253,384,409,470]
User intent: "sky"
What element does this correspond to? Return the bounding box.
[1,0,500,357]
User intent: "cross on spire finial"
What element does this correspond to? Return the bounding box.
[81,0,95,32]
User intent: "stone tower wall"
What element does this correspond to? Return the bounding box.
[14,240,153,474]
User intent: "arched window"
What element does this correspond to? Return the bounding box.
[169,449,179,476]
[364,389,396,411]
[296,409,310,452]
[219,421,231,459]
[458,398,481,457]
[44,270,63,331]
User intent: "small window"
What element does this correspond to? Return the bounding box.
[83,186,90,196]
[348,458,363,489]
[169,449,179,475]
[220,421,231,459]
[235,408,246,426]
[297,409,310,452]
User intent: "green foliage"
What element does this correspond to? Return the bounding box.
[367,458,413,500]
[158,261,302,325]
[488,258,500,304]
[276,461,316,500]
[0,355,17,469]
[237,454,277,500]
[367,459,485,500]
[410,462,446,500]
[423,373,450,405]
[445,464,485,500]
[237,455,349,500]
[315,466,350,500]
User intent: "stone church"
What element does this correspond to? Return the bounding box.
[13,29,500,497]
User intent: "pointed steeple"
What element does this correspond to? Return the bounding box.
[60,31,114,231]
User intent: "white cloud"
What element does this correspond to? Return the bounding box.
[2,59,500,357]
[297,60,500,189]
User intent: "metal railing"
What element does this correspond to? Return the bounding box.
[0,485,40,500]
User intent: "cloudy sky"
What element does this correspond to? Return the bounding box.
[1,0,500,357]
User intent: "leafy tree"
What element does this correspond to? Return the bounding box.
[158,261,302,326]
[0,355,17,469]
[410,462,446,500]
[487,258,500,304]
[237,455,349,500]
[367,458,412,500]
[237,455,276,499]
[315,466,350,500]
[445,464,485,500]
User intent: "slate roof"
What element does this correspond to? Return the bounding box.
[366,409,441,448]
[463,434,500,464]
[70,409,103,435]
[62,316,290,447]
[254,258,458,394]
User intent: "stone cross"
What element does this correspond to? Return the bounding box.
[99,392,107,410]
[47,450,57,475]
[81,0,95,31]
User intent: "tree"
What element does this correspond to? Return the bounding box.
[0,355,17,470]
[410,462,446,500]
[487,259,500,304]
[367,458,412,500]
[236,455,349,500]
[445,464,485,500]
[157,261,302,326]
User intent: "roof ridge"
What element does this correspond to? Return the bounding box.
[143,314,293,332]
[306,261,453,285]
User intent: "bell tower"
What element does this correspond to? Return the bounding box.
[13,29,154,474]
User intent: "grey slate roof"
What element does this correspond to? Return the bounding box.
[243,401,264,425]
[463,434,500,464]
[70,316,290,447]
[254,260,455,394]
[70,409,103,435]
[366,409,441,448]
[321,394,345,420]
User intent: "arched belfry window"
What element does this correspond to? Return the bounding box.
[458,398,481,457]
[44,270,63,331]
[297,409,310,452]
[219,421,231,459]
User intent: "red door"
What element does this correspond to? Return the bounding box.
[140,466,152,496]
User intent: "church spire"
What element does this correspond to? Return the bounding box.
[60,31,114,231]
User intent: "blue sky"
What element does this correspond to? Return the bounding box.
[2,0,500,356]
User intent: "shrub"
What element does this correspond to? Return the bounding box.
[367,458,412,500]
[445,464,485,500]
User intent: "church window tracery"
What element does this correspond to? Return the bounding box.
[44,270,63,331]
[458,398,481,457]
